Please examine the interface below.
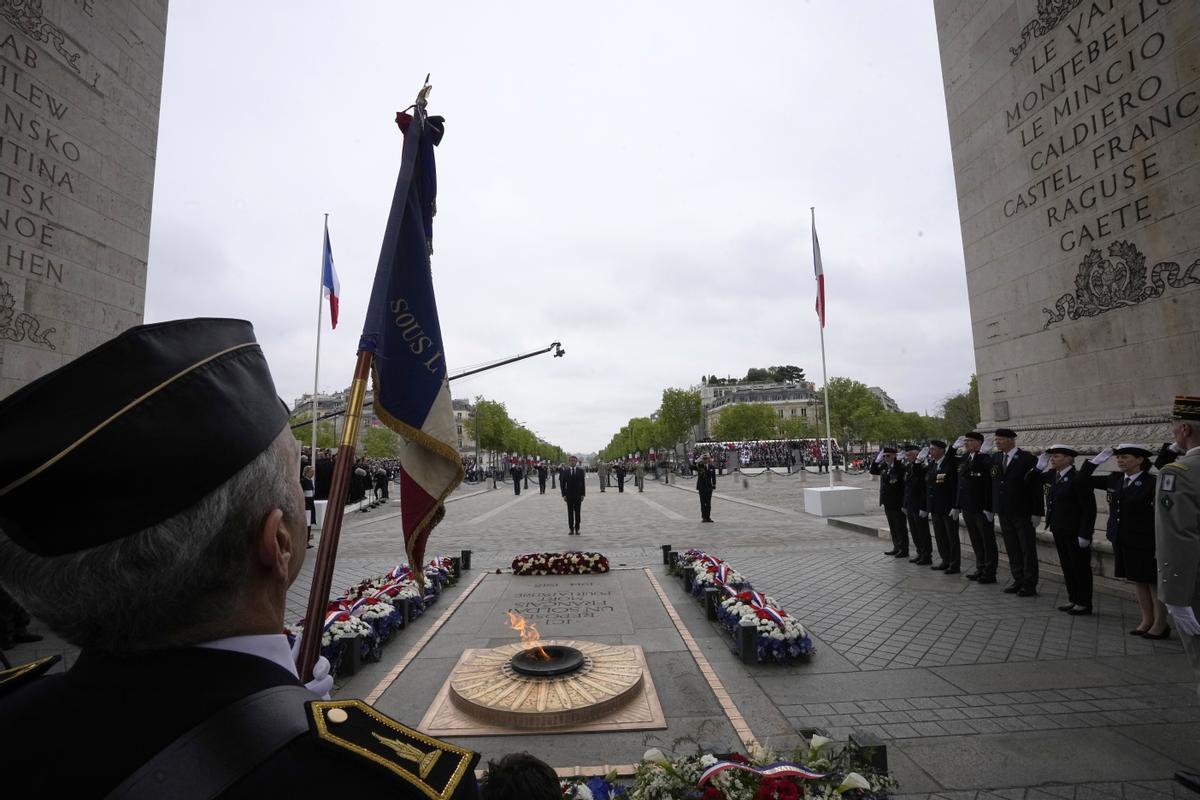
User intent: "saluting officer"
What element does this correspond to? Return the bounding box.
[1027,445,1097,614]
[902,444,933,565]
[696,453,717,523]
[991,428,1044,597]
[925,439,961,574]
[957,432,997,583]
[0,319,480,798]
[870,446,909,558]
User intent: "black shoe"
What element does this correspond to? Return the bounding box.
[909,556,921,563]
[894,552,909,558]
[884,549,898,556]
[1058,603,1076,612]
[931,562,948,571]
[1143,626,1171,640]
[1067,606,1092,616]
[1129,628,1149,636]
[1016,587,1038,597]
[914,558,932,566]
[702,518,713,523]
[11,631,41,644]
[965,572,980,580]
[944,568,961,575]
[1175,770,1200,794]
[977,576,997,584]
[1003,585,1020,594]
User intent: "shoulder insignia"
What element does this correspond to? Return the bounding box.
[0,654,60,697]
[1164,462,1189,471]
[308,699,478,799]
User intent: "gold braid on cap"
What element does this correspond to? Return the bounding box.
[1174,396,1200,420]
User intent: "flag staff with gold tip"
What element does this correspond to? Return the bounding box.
[312,213,339,458]
[812,206,834,488]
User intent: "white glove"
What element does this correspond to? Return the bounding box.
[952,435,966,449]
[917,447,929,461]
[981,435,995,454]
[1077,537,1090,549]
[1035,453,1050,471]
[1089,448,1113,466]
[1171,442,1185,455]
[950,509,961,522]
[1031,515,1043,528]
[1168,605,1200,637]
[983,511,994,523]
[874,451,885,464]
[291,636,334,699]
[919,510,929,519]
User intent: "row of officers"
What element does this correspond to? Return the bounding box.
[868,418,1195,642]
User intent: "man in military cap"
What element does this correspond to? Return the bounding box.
[870,446,909,558]
[1027,444,1096,614]
[925,440,961,574]
[1156,396,1200,793]
[991,428,1044,597]
[902,444,933,565]
[0,319,480,798]
[957,432,997,583]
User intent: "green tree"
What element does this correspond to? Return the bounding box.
[290,411,336,449]
[777,416,816,439]
[744,367,773,383]
[658,388,702,447]
[362,425,400,457]
[712,403,779,440]
[466,397,513,453]
[941,375,980,435]
[820,377,886,447]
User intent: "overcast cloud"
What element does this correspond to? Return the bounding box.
[145,1,975,453]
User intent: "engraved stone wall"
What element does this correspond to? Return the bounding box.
[0,0,165,399]
[934,0,1200,449]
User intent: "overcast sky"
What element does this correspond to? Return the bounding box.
[144,1,975,453]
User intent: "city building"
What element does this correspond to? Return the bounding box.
[867,386,900,413]
[698,379,821,439]
[452,398,477,458]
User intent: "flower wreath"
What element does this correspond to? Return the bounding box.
[511,551,610,576]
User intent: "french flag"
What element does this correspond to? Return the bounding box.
[812,213,825,329]
[322,223,340,329]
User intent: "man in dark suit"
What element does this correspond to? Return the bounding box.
[561,455,586,535]
[1026,444,1097,613]
[509,460,523,495]
[957,431,998,583]
[902,444,933,565]
[926,439,961,573]
[615,462,627,493]
[0,319,480,798]
[870,446,909,558]
[536,463,548,494]
[696,453,717,522]
[991,428,1044,596]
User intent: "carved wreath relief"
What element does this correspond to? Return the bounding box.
[0,277,56,349]
[1042,241,1200,329]
[1009,0,1083,64]
[0,0,82,72]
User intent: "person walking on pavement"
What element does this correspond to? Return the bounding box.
[1081,444,1167,636]
[958,432,998,583]
[903,444,933,565]
[561,455,586,535]
[509,460,523,495]
[615,462,627,493]
[870,446,909,558]
[1027,445,1097,615]
[925,439,961,574]
[635,460,645,493]
[696,453,717,523]
[537,463,548,494]
[1155,397,1200,793]
[991,428,1044,596]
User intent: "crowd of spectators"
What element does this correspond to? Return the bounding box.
[689,438,845,470]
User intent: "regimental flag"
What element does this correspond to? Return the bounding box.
[359,106,461,582]
[812,212,825,328]
[322,222,340,329]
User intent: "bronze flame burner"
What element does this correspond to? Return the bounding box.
[509,644,585,677]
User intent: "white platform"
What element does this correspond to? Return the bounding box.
[314,500,328,527]
[803,486,866,517]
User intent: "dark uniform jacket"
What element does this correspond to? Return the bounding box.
[869,459,906,510]
[1079,461,1156,549]
[696,464,717,493]
[956,451,992,513]
[1027,466,1097,540]
[991,449,1044,516]
[560,465,586,499]
[925,453,960,516]
[903,459,927,515]
[0,648,479,798]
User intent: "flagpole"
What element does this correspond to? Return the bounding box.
[813,207,834,489]
[312,214,328,458]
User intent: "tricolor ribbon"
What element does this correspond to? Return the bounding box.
[697,760,827,786]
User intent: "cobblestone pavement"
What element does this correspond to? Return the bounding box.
[7,470,1196,795]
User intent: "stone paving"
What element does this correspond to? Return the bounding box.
[5,469,1196,795]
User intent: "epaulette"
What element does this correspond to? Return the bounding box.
[0,654,61,698]
[1164,462,1189,470]
[307,699,478,798]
